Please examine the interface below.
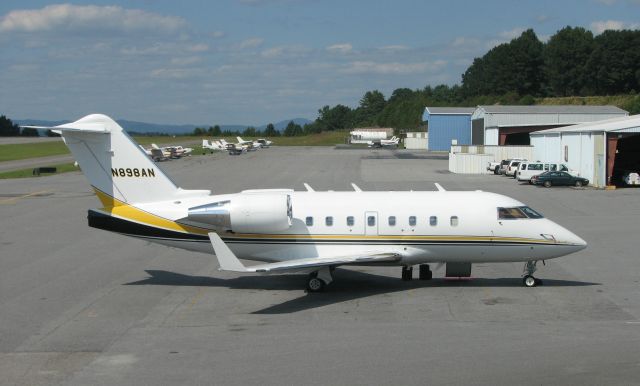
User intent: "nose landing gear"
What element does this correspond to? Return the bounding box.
[522,260,543,287]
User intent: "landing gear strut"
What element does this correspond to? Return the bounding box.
[307,267,333,293]
[401,266,413,281]
[522,261,542,287]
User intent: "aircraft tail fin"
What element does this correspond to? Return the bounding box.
[39,114,209,205]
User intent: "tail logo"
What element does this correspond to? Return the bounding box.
[111,168,156,178]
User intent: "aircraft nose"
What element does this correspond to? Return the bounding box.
[555,223,587,251]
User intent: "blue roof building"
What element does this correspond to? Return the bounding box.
[422,107,475,151]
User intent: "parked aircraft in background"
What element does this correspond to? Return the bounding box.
[35,114,587,292]
[237,136,263,149]
[202,139,225,152]
[368,136,399,148]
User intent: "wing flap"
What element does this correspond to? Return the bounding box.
[208,233,400,273]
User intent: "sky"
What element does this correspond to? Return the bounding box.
[1,0,639,125]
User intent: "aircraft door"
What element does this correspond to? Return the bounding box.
[365,211,378,236]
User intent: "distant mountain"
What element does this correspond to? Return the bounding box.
[16,117,313,135]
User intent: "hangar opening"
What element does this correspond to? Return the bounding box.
[610,133,640,187]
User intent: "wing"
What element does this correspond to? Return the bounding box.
[208,233,400,273]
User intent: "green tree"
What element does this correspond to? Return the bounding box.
[21,127,39,136]
[586,29,640,94]
[355,90,386,125]
[316,104,353,131]
[193,127,205,136]
[243,126,257,136]
[0,115,20,136]
[264,123,278,137]
[544,26,594,96]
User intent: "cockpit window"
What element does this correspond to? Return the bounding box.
[498,206,544,219]
[520,206,544,219]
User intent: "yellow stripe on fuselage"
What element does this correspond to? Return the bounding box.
[93,187,210,235]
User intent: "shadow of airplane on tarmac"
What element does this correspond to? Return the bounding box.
[124,269,599,314]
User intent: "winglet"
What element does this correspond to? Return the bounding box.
[303,183,315,192]
[351,183,362,192]
[208,233,249,272]
[435,183,445,192]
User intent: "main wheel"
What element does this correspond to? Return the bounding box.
[523,275,537,287]
[543,181,552,188]
[307,277,326,292]
[574,180,583,187]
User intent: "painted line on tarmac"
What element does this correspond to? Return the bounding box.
[0,190,51,204]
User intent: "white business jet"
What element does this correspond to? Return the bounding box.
[368,136,399,148]
[34,114,586,292]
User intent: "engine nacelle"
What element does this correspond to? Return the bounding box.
[186,193,292,233]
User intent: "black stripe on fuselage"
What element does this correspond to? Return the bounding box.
[87,210,559,247]
[88,210,209,241]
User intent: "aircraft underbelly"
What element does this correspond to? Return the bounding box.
[134,236,569,264]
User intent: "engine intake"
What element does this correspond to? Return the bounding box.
[186,193,292,233]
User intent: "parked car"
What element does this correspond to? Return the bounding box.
[623,172,640,185]
[534,171,589,187]
[487,161,501,174]
[505,159,526,177]
[516,162,576,184]
[497,158,526,175]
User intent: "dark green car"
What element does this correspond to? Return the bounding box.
[533,171,589,188]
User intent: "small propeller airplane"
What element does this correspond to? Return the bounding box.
[26,114,587,292]
[368,136,400,148]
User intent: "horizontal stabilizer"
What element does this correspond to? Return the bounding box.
[208,232,400,273]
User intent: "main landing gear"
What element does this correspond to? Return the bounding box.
[306,267,333,293]
[522,260,543,287]
[401,264,432,281]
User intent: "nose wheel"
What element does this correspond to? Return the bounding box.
[522,261,543,287]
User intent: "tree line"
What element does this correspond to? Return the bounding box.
[298,26,640,134]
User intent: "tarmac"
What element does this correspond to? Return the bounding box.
[1,146,639,385]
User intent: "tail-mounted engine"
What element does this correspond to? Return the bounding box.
[185,193,292,233]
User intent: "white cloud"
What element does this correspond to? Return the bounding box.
[378,45,409,51]
[326,43,353,54]
[0,4,185,34]
[211,31,226,39]
[590,20,640,33]
[170,56,201,66]
[342,60,446,75]
[238,37,264,49]
[150,68,204,79]
[187,43,209,52]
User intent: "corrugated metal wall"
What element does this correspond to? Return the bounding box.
[531,132,601,186]
[426,113,472,151]
[448,153,494,174]
[483,113,625,127]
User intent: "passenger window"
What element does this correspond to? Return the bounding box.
[560,165,568,171]
[367,216,375,226]
[388,216,396,226]
[550,165,558,171]
[325,216,333,226]
[520,164,527,170]
[429,216,437,226]
[305,216,313,226]
[409,216,416,226]
[450,216,459,226]
[346,216,354,226]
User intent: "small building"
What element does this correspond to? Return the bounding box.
[530,114,640,187]
[349,128,394,144]
[422,107,475,151]
[472,105,628,146]
[404,132,428,150]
